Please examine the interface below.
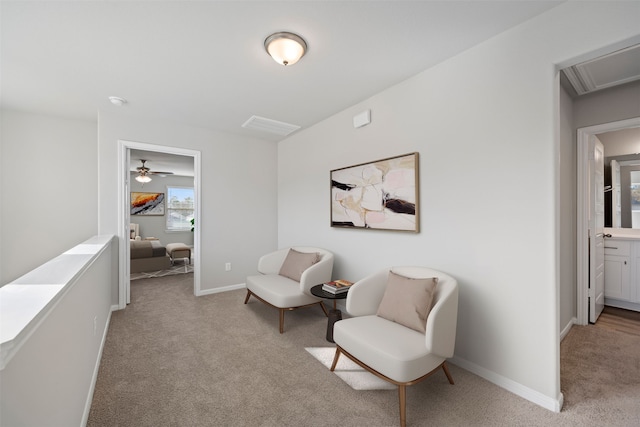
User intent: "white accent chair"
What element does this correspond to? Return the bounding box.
[244,247,334,333]
[331,266,459,427]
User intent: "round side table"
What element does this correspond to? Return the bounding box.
[310,284,348,343]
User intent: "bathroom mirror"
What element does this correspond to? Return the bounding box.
[602,127,640,228]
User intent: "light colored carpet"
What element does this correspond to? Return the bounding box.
[560,322,640,424]
[88,274,640,427]
[305,347,395,391]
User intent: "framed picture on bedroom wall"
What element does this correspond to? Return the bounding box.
[330,152,419,232]
[131,192,165,216]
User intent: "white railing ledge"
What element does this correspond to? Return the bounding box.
[0,235,114,370]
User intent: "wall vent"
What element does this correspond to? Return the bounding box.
[242,115,301,136]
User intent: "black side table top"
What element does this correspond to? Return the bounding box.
[310,284,349,300]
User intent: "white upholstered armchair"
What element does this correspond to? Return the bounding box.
[244,247,334,333]
[331,266,459,427]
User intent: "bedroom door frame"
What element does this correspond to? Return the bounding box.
[117,140,202,308]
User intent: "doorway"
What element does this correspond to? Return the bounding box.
[576,117,640,325]
[117,140,202,309]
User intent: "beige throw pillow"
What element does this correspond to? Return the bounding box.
[278,249,320,282]
[376,271,438,333]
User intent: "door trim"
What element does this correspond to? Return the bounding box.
[117,139,202,309]
[577,117,640,325]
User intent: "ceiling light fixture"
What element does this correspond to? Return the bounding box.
[108,96,127,106]
[264,32,307,66]
[135,174,151,183]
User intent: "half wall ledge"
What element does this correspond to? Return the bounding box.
[0,234,115,370]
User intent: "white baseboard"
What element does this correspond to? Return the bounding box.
[82,308,112,427]
[450,356,563,413]
[197,282,246,296]
[560,317,576,341]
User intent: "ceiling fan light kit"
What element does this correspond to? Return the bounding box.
[134,159,174,184]
[108,96,127,106]
[264,32,307,66]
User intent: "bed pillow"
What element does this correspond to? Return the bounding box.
[278,249,320,282]
[376,271,438,333]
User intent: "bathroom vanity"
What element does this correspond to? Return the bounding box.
[604,229,640,312]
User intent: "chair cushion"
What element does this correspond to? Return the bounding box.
[376,271,437,333]
[246,274,320,308]
[333,315,445,383]
[278,249,320,282]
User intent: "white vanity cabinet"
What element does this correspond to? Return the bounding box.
[604,240,630,300]
[604,237,640,312]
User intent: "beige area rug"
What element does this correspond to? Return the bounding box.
[305,347,396,390]
[130,259,194,280]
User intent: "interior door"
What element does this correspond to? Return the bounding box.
[125,148,132,305]
[589,137,605,323]
[611,159,621,228]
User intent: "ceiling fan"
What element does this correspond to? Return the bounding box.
[133,159,174,183]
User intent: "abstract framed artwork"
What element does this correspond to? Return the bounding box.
[330,152,419,232]
[131,192,165,216]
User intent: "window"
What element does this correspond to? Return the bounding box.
[166,186,194,231]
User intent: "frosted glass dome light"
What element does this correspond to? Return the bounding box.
[264,32,307,66]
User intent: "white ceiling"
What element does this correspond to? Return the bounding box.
[1,0,564,144]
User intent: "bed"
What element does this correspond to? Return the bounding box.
[130,240,171,273]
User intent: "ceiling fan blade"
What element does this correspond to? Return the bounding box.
[133,161,174,177]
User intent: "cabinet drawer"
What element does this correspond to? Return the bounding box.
[604,240,631,256]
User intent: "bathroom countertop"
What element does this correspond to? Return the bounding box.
[604,228,640,240]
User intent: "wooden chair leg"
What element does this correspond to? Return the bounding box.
[279,309,285,334]
[319,301,329,317]
[330,347,342,371]
[398,384,406,427]
[442,361,455,384]
[244,289,252,304]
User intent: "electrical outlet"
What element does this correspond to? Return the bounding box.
[225,262,231,271]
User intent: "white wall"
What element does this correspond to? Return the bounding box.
[557,77,640,336]
[559,84,576,337]
[130,174,195,246]
[277,1,640,410]
[0,236,115,427]
[98,112,278,303]
[0,110,98,284]
[600,126,640,157]
[574,80,640,130]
